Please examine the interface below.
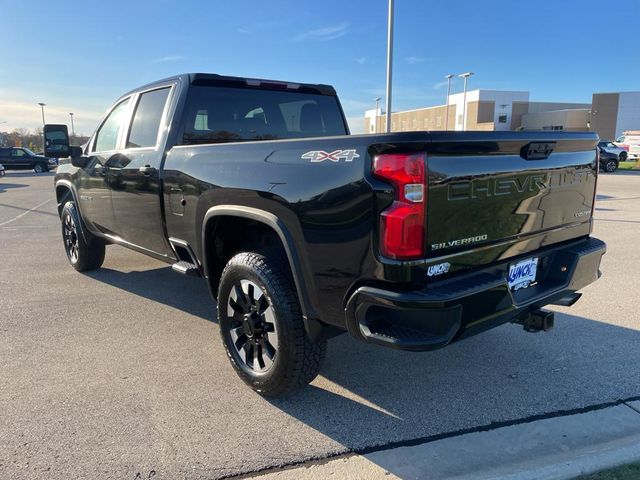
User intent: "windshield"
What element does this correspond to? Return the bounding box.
[180,85,347,145]
[22,148,36,155]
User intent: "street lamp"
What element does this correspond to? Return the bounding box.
[458,72,474,130]
[385,0,394,133]
[374,97,381,133]
[444,74,454,131]
[69,113,75,136]
[38,103,46,151]
[457,72,474,131]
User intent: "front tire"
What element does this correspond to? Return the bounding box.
[217,252,326,397]
[61,201,105,271]
[604,159,618,173]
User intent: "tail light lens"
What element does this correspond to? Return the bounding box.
[372,153,426,260]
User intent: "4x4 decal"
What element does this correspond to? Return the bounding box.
[302,149,360,163]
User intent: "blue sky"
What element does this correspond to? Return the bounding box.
[1,0,638,134]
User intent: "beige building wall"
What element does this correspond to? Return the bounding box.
[591,93,620,141]
[465,101,495,130]
[521,109,590,131]
[366,105,457,133]
[511,102,530,129]
[528,102,591,113]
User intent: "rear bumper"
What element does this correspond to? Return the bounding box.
[345,237,606,351]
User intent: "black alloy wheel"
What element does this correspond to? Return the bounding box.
[62,211,79,263]
[227,279,279,373]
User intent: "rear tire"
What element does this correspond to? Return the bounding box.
[619,152,627,162]
[217,251,326,397]
[61,201,105,272]
[33,163,47,173]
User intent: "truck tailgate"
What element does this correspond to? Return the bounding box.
[426,133,598,257]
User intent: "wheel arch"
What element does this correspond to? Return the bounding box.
[55,180,78,217]
[201,205,327,341]
[55,180,92,245]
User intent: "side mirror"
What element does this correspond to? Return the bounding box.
[71,157,89,168]
[44,124,71,158]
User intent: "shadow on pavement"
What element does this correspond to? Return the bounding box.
[0,183,29,193]
[3,171,55,178]
[0,202,58,216]
[85,266,216,322]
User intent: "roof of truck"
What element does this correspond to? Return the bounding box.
[120,73,337,98]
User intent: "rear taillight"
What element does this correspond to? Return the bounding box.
[372,153,426,260]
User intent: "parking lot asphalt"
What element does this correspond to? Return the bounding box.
[0,170,639,480]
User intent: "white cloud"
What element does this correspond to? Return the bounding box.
[355,57,367,65]
[433,80,450,90]
[293,22,351,42]
[237,28,250,35]
[150,55,184,64]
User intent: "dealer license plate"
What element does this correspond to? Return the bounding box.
[508,257,538,291]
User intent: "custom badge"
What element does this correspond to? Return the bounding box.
[302,149,360,163]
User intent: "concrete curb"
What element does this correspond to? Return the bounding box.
[246,401,640,480]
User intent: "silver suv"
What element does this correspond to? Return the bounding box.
[598,141,628,161]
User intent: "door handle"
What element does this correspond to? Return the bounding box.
[95,164,109,175]
[139,165,156,176]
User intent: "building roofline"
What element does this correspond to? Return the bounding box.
[593,91,640,95]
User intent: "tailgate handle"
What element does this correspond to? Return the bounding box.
[521,142,556,160]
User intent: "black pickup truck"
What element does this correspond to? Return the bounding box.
[48,73,606,396]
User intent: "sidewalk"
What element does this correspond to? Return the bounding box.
[246,400,640,480]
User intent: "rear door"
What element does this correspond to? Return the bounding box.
[109,85,174,257]
[0,148,11,167]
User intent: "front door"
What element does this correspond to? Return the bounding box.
[109,86,174,257]
[9,148,31,169]
[76,97,132,235]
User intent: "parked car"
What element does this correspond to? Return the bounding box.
[49,73,606,396]
[0,147,57,173]
[0,163,5,177]
[598,148,619,173]
[597,141,627,161]
[615,131,640,159]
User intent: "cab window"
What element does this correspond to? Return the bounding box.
[126,87,171,149]
[93,98,131,152]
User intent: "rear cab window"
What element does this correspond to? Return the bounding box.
[180,85,347,145]
[126,87,171,149]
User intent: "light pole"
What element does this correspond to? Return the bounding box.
[69,113,75,137]
[444,74,454,131]
[458,72,474,131]
[38,103,46,151]
[384,0,394,133]
[374,97,381,133]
